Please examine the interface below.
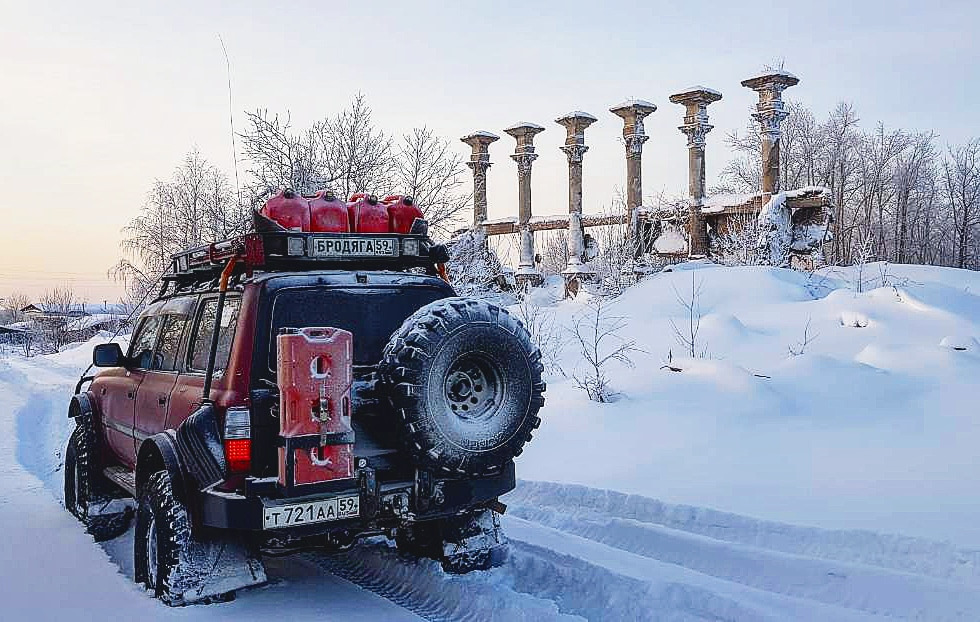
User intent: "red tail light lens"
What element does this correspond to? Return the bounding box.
[224,438,252,473]
[224,406,251,473]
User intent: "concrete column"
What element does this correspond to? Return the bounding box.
[669,87,722,257]
[460,131,499,226]
[741,70,799,196]
[504,122,545,286]
[556,111,597,276]
[609,100,657,227]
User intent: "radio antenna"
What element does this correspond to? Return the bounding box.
[218,34,242,207]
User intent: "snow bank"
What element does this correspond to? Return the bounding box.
[514,263,980,547]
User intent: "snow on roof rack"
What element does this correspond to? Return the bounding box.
[167,229,448,281]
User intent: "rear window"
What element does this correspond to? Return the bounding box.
[269,286,447,368]
[188,297,241,373]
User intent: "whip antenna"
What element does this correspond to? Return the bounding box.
[218,34,242,207]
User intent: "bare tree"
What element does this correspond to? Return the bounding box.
[38,286,76,352]
[394,127,470,236]
[568,298,640,403]
[113,149,247,306]
[1,291,29,324]
[944,139,980,269]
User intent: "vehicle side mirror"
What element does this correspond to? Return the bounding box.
[93,343,125,368]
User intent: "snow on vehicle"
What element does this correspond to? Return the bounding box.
[63,191,546,605]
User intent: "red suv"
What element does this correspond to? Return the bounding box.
[64,223,545,605]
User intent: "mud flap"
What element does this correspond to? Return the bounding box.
[441,509,508,573]
[168,536,267,605]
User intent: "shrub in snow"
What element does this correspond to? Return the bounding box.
[567,298,641,403]
[513,289,567,376]
[839,311,870,328]
[711,211,760,266]
[445,227,508,296]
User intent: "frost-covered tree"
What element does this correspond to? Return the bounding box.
[240,96,467,235]
[113,149,249,305]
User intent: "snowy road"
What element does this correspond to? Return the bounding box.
[4,264,980,620]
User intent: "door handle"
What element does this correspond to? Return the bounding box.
[158,396,167,406]
[127,391,134,399]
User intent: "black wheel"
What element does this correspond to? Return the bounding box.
[379,297,545,476]
[135,470,192,605]
[64,416,130,541]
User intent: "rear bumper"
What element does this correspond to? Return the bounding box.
[197,461,515,535]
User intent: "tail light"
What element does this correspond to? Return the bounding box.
[224,406,251,473]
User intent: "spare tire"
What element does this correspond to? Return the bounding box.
[378,297,545,476]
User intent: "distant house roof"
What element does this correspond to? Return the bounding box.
[21,302,129,316]
[64,314,121,333]
[0,325,30,335]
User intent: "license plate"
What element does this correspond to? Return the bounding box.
[263,495,360,529]
[310,237,398,258]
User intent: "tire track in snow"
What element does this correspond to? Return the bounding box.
[508,480,980,585]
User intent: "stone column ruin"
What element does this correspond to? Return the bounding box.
[460,131,499,226]
[741,70,799,196]
[669,87,722,257]
[504,122,545,286]
[556,111,597,276]
[609,99,657,228]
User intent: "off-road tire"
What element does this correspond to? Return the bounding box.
[135,470,192,605]
[64,415,130,541]
[378,297,545,476]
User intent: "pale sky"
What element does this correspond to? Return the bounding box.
[1,0,977,302]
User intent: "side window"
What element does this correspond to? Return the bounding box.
[128,316,162,370]
[188,297,241,374]
[154,315,188,371]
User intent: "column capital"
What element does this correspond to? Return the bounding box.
[556,111,596,164]
[610,99,656,157]
[669,86,722,149]
[505,122,545,176]
[461,131,499,168]
[741,71,798,142]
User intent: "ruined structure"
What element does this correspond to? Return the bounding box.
[455,68,833,287]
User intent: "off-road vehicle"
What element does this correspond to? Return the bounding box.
[64,192,545,605]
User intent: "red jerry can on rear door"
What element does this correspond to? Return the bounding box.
[309,190,350,233]
[383,195,424,234]
[347,193,390,233]
[261,189,311,232]
[277,327,355,487]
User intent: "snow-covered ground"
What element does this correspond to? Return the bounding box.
[2,262,980,620]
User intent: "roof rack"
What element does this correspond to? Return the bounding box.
[166,229,449,283]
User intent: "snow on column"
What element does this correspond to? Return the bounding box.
[668,87,722,258]
[505,122,546,287]
[741,70,799,196]
[460,131,500,226]
[609,99,657,230]
[556,111,597,277]
[742,70,799,267]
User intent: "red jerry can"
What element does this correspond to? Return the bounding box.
[309,190,350,233]
[383,195,424,234]
[276,327,355,487]
[347,194,390,233]
[261,189,311,232]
